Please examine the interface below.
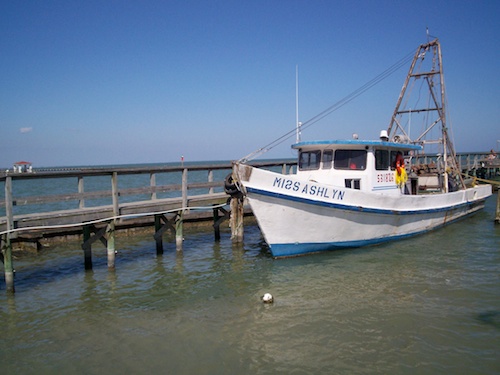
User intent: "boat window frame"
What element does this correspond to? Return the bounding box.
[375,149,391,170]
[345,178,361,189]
[322,149,333,169]
[298,150,322,171]
[334,149,367,170]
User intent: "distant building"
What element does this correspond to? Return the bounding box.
[13,161,33,173]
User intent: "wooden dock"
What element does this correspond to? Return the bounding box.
[0,160,294,293]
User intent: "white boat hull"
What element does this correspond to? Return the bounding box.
[236,164,492,257]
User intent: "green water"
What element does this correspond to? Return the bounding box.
[1,198,499,374]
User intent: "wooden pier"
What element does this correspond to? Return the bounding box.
[0,160,294,293]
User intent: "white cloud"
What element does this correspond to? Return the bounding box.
[20,127,33,133]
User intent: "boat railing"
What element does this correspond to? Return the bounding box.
[412,152,496,172]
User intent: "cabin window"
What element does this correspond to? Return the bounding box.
[334,150,367,170]
[375,149,390,170]
[345,179,361,190]
[299,150,321,170]
[322,150,333,169]
[390,151,405,170]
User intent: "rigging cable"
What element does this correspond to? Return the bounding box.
[239,49,416,163]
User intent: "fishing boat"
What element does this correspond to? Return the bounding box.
[229,38,492,258]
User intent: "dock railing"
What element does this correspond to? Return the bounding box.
[0,160,297,292]
[0,160,296,238]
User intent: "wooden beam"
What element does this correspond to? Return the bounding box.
[213,205,229,241]
[82,225,108,270]
[153,213,181,253]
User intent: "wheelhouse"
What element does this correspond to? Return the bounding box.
[292,139,422,195]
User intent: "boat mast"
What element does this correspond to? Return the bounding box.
[437,41,449,192]
[387,38,463,192]
[295,65,301,143]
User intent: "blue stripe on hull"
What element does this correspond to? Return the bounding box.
[246,187,473,215]
[269,230,427,258]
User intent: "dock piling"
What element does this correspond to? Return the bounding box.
[175,211,183,251]
[153,213,183,253]
[154,215,164,255]
[106,221,116,269]
[230,197,244,243]
[1,234,15,293]
[3,176,15,293]
[82,225,108,270]
[82,225,93,270]
[213,205,229,241]
[496,189,500,224]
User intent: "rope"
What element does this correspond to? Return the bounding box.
[462,173,500,186]
[0,202,229,237]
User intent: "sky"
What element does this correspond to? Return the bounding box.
[1,0,499,167]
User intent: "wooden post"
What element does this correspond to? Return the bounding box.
[175,211,183,251]
[106,221,116,269]
[230,197,244,243]
[213,206,220,241]
[154,213,184,253]
[1,234,15,293]
[78,176,85,208]
[177,168,187,251]
[108,172,119,269]
[150,172,157,200]
[5,176,13,237]
[208,169,214,194]
[495,188,500,224]
[3,176,15,293]
[213,205,229,241]
[82,225,108,270]
[82,225,93,270]
[111,172,119,218]
[181,168,188,211]
[154,215,164,255]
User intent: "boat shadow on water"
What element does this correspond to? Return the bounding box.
[476,311,500,330]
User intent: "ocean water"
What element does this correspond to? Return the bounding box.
[0,196,499,374]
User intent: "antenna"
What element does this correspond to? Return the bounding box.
[295,65,301,143]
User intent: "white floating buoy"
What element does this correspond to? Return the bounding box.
[262,293,274,303]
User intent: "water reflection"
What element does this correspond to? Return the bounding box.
[476,310,500,330]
